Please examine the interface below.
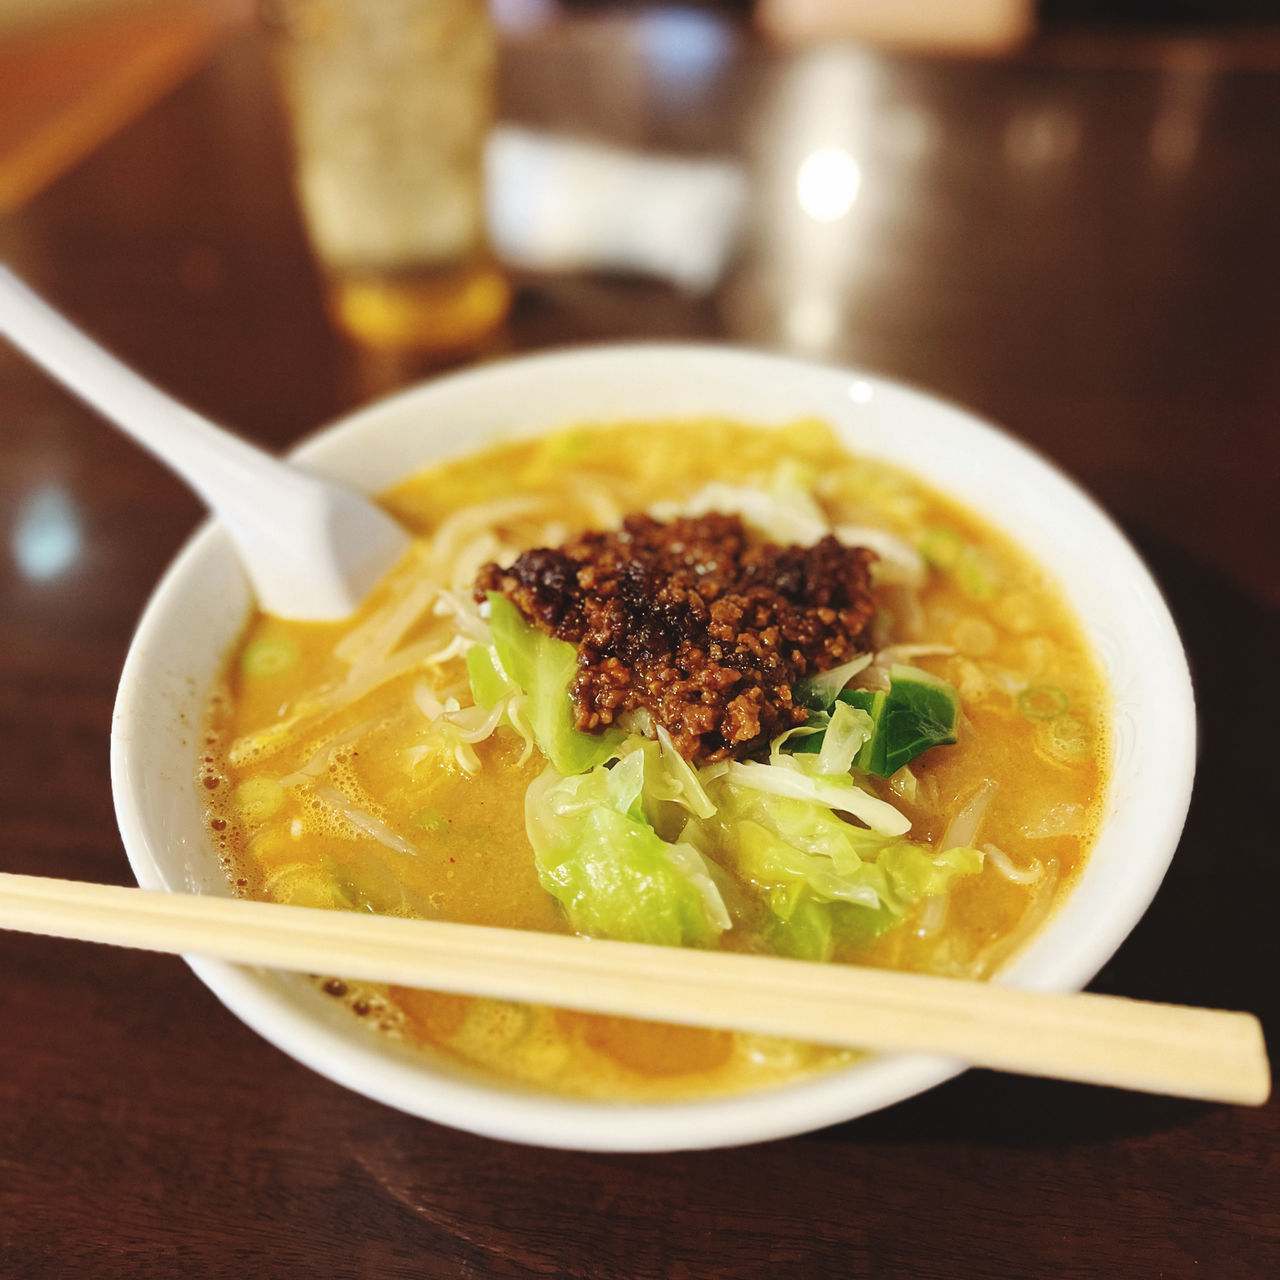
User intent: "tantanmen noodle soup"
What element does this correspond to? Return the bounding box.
[202,418,1109,1099]
[112,346,1193,1149]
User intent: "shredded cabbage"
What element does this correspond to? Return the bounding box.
[724,754,910,836]
[814,699,875,776]
[649,726,717,819]
[798,653,874,711]
[652,466,829,545]
[482,593,623,775]
[832,523,927,585]
[691,781,983,961]
[461,526,976,963]
[524,762,730,946]
[465,642,514,709]
[650,463,926,588]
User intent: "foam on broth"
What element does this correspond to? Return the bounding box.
[201,420,1109,1099]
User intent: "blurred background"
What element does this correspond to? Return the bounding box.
[2,0,1278,597]
[2,5,1279,1273]
[5,0,1279,373]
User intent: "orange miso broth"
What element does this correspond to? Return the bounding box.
[201,420,1109,1100]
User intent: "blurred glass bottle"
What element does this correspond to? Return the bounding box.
[264,0,510,353]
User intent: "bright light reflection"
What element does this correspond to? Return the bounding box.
[849,379,874,404]
[11,483,82,581]
[795,147,862,222]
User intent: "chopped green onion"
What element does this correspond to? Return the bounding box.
[1047,714,1091,759]
[241,636,299,679]
[411,808,448,831]
[265,864,340,909]
[1018,684,1070,720]
[327,876,377,914]
[955,553,998,600]
[550,429,590,461]
[232,776,285,823]
[919,527,965,571]
[919,528,998,598]
[323,856,397,914]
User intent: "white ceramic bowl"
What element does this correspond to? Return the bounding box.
[111,344,1195,1151]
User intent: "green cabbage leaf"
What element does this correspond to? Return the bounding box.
[471,592,623,775]
[691,777,983,961]
[793,665,960,779]
[524,750,730,947]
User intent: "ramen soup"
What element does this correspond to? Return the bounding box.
[201,420,1110,1100]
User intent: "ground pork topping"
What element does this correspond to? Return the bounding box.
[475,511,878,762]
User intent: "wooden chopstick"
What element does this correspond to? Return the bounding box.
[0,870,1268,1106]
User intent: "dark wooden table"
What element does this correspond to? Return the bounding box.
[2,15,1277,1278]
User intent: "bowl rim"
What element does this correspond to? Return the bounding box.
[110,341,1196,1150]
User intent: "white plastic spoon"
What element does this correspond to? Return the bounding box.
[0,267,409,620]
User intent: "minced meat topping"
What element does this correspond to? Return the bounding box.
[475,512,877,762]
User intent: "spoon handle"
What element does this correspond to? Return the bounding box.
[0,268,407,619]
[0,267,297,498]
